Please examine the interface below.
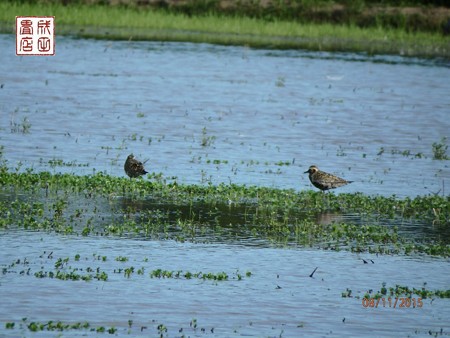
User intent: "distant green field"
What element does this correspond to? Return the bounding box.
[1,1,449,57]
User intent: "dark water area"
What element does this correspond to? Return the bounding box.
[1,34,450,337]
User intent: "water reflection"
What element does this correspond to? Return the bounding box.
[116,196,450,245]
[315,211,346,225]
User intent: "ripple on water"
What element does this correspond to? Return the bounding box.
[0,34,449,337]
[1,232,450,337]
[0,34,449,197]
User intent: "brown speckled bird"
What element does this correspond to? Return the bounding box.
[124,154,148,179]
[304,165,352,191]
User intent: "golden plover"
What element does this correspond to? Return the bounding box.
[304,165,352,191]
[124,154,148,179]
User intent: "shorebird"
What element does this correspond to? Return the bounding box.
[124,154,148,179]
[304,165,352,191]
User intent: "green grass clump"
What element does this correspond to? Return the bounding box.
[432,137,449,160]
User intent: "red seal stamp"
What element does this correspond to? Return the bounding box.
[16,16,55,56]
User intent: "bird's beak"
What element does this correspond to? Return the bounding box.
[304,170,309,174]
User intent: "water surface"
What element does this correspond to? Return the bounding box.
[1,231,449,337]
[0,34,449,337]
[0,34,449,197]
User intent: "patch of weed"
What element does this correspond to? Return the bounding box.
[432,137,449,160]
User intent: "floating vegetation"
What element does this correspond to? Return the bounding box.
[2,252,250,284]
[389,148,425,159]
[10,115,31,134]
[347,282,450,300]
[34,268,108,281]
[376,140,449,160]
[33,255,109,281]
[206,159,229,165]
[4,317,216,336]
[149,269,250,281]
[274,160,292,166]
[0,168,449,256]
[46,158,90,168]
[4,318,116,334]
[432,137,449,160]
[275,76,285,87]
[377,147,425,159]
[201,127,216,147]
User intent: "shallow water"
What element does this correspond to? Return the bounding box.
[0,34,449,197]
[1,34,450,337]
[1,231,449,337]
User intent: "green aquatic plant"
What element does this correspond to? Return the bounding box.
[34,268,108,281]
[0,169,449,255]
[54,257,69,269]
[47,158,90,168]
[6,250,248,284]
[115,256,129,262]
[10,116,31,134]
[0,145,6,168]
[274,160,292,166]
[5,318,120,333]
[149,269,247,281]
[275,76,285,87]
[206,159,229,165]
[157,323,167,335]
[359,282,450,300]
[30,255,109,282]
[201,127,216,147]
[390,148,425,158]
[432,137,449,160]
[341,288,353,298]
[124,267,134,278]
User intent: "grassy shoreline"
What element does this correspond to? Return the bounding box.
[2,2,449,57]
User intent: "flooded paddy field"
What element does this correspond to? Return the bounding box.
[1,230,449,337]
[0,34,449,196]
[0,33,449,337]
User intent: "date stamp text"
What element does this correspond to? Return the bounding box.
[362,297,423,308]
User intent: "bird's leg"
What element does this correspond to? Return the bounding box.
[322,190,330,210]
